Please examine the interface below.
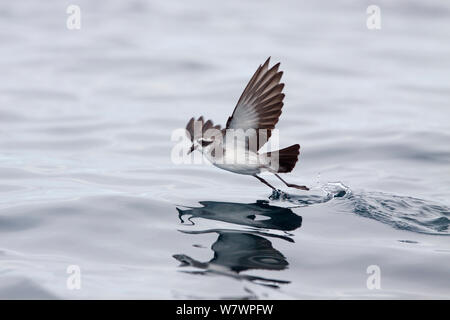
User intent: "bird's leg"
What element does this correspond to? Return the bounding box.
[274,174,309,190]
[254,174,277,190]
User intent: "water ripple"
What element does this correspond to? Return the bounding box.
[349,192,449,235]
[270,183,449,235]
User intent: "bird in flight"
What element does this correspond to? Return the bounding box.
[185,57,309,191]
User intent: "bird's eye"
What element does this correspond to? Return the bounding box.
[201,140,213,147]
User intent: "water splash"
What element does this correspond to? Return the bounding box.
[269,182,350,205]
[270,182,449,236]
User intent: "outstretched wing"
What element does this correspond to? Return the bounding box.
[225,57,285,151]
[186,116,221,141]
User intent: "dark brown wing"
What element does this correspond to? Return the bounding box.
[185,116,221,141]
[225,57,285,150]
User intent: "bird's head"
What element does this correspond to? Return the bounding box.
[185,116,221,154]
[187,139,214,154]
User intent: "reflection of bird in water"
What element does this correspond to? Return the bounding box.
[177,200,302,231]
[173,200,302,288]
[211,232,287,272]
[174,229,290,288]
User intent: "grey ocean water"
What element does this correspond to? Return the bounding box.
[0,0,449,299]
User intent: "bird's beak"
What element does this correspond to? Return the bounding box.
[187,144,197,154]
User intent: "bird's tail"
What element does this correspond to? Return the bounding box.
[264,144,300,173]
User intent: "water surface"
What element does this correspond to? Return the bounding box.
[0,0,449,299]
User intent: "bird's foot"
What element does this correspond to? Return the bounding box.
[269,189,284,200]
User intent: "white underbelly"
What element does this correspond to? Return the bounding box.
[211,149,263,175]
[213,162,261,175]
